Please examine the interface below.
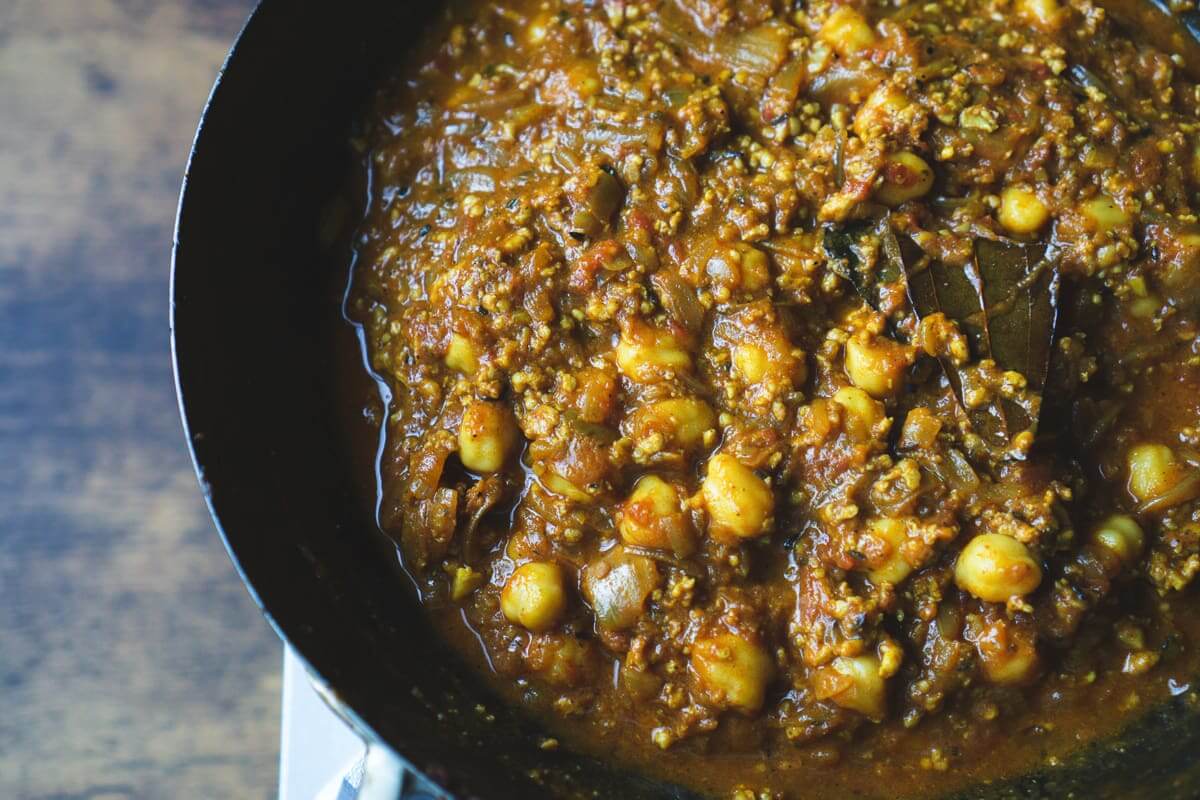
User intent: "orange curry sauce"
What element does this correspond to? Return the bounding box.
[343,0,1200,796]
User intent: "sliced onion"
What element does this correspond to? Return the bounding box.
[1137,469,1200,516]
[582,548,660,631]
[944,448,980,491]
[651,270,705,334]
[719,22,791,79]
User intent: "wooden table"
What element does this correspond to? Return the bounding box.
[0,2,281,797]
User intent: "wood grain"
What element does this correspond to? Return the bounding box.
[0,2,281,797]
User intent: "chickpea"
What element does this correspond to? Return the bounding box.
[998,186,1050,235]
[616,321,691,382]
[973,618,1040,686]
[832,386,885,442]
[818,7,877,57]
[620,474,680,527]
[981,643,1039,686]
[814,655,886,719]
[1017,0,1064,30]
[690,631,775,712]
[1127,443,1183,504]
[700,453,775,541]
[1090,514,1145,563]
[706,242,770,293]
[737,245,770,290]
[444,332,482,374]
[618,475,694,554]
[875,151,934,206]
[954,533,1042,603]
[501,562,568,632]
[859,517,912,585]
[731,336,803,388]
[844,332,911,399]
[627,397,716,453]
[1081,195,1130,232]
[733,343,771,383]
[459,400,518,473]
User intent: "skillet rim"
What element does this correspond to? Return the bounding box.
[167,1,448,795]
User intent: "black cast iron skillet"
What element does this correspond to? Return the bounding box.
[172,1,1200,797]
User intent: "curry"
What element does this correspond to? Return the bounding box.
[344,0,1200,796]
